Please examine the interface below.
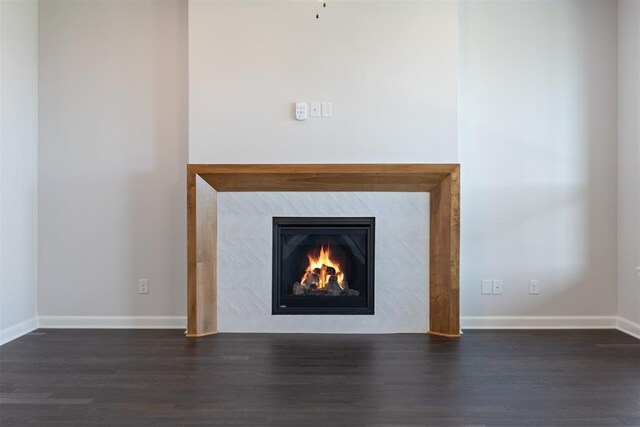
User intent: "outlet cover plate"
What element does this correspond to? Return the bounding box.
[481,280,492,295]
[529,279,540,295]
[492,279,503,295]
[138,279,149,294]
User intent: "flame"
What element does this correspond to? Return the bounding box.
[300,245,345,289]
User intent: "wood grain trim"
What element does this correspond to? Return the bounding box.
[187,163,461,338]
[186,169,197,335]
[428,165,460,337]
[188,163,459,175]
[185,331,218,338]
[187,172,217,337]
[189,164,458,193]
[428,331,461,338]
[199,172,445,192]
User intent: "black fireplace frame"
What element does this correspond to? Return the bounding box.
[272,217,375,315]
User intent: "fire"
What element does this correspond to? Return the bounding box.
[300,245,345,289]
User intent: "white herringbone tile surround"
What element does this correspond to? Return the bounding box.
[217,192,429,333]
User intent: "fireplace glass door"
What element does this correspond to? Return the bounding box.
[272,217,375,315]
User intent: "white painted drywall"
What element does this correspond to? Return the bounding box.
[189,0,455,332]
[458,0,618,318]
[189,0,458,163]
[37,0,188,320]
[217,192,429,333]
[192,0,620,329]
[34,0,624,330]
[0,0,39,344]
[617,0,640,327]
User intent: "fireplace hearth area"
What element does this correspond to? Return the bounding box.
[272,217,375,315]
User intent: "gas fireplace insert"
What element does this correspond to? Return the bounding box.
[272,217,375,315]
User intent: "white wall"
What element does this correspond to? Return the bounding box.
[189,0,458,163]
[458,0,619,325]
[31,0,626,331]
[218,192,428,333]
[617,0,640,332]
[37,0,188,325]
[191,0,620,330]
[189,0,457,332]
[0,0,39,344]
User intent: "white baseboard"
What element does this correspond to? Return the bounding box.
[9,316,636,338]
[38,316,186,329]
[461,316,617,329]
[616,317,640,339]
[0,317,38,346]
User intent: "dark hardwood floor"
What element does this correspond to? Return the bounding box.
[0,329,638,426]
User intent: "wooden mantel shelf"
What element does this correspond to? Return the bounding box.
[187,164,461,337]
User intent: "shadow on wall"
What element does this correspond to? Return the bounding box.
[36,0,188,322]
[458,0,618,318]
[125,0,188,320]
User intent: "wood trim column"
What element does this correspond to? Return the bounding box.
[429,165,461,337]
[186,170,217,337]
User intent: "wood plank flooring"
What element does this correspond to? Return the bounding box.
[0,329,638,426]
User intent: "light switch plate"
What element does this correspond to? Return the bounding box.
[492,279,503,295]
[321,102,332,117]
[310,102,321,118]
[481,280,492,295]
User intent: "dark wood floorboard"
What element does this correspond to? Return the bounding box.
[0,329,638,426]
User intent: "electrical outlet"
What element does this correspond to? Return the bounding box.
[481,280,492,295]
[529,279,540,295]
[138,279,149,294]
[492,279,503,295]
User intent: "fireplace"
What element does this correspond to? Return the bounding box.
[187,164,460,337]
[272,217,375,315]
